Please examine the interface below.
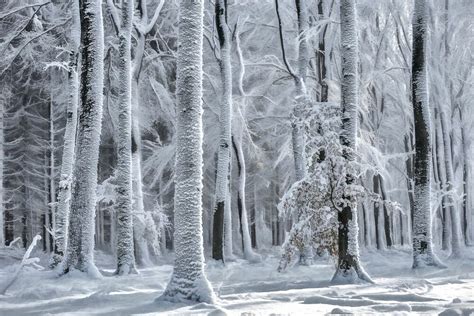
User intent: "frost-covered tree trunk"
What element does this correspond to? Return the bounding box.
[232,133,260,263]
[131,84,150,266]
[292,0,308,183]
[223,184,234,259]
[459,109,473,246]
[0,99,4,247]
[332,0,372,284]
[379,176,392,247]
[52,0,80,264]
[46,86,55,254]
[107,0,164,267]
[61,0,104,276]
[404,133,415,240]
[212,0,232,262]
[411,0,444,269]
[115,0,136,275]
[317,0,329,102]
[434,111,450,250]
[159,0,214,303]
[294,0,313,265]
[439,110,463,257]
[276,0,313,265]
[130,0,164,266]
[275,0,307,183]
[440,0,463,256]
[373,175,384,249]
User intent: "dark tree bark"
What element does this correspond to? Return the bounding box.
[373,175,381,249]
[411,0,444,268]
[317,0,329,102]
[379,176,393,247]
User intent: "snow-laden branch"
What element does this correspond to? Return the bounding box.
[142,0,165,34]
[106,0,120,34]
[274,0,297,80]
[1,18,71,77]
[0,1,51,20]
[0,235,42,295]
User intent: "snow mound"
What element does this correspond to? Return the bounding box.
[354,292,442,302]
[329,307,353,314]
[303,295,375,306]
[371,303,412,312]
[438,308,462,316]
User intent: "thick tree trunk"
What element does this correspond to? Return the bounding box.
[62,0,104,276]
[212,0,233,262]
[0,100,3,246]
[159,0,215,303]
[411,0,444,268]
[115,0,136,275]
[332,0,372,284]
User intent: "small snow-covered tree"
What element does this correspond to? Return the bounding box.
[278,103,340,272]
[159,0,215,303]
[61,0,104,276]
[274,0,314,265]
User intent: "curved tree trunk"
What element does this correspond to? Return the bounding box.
[159,0,214,303]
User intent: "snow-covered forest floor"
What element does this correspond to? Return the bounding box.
[1,247,473,315]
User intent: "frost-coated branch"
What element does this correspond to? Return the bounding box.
[0,235,42,295]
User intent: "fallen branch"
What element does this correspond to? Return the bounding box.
[0,235,42,295]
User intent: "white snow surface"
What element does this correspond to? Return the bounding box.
[1,247,474,315]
